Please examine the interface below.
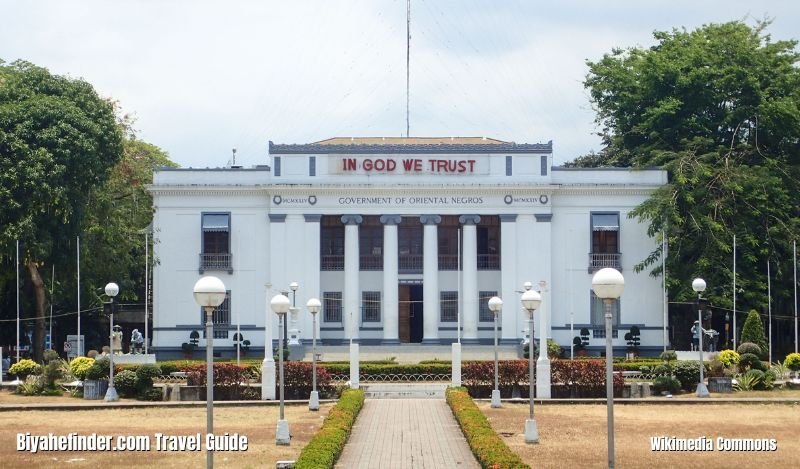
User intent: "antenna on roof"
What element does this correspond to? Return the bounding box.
[406,0,411,137]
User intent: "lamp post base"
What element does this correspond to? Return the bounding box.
[309,390,320,411]
[104,386,119,402]
[261,359,276,400]
[491,389,502,408]
[451,343,462,387]
[524,419,539,444]
[696,382,710,398]
[276,419,290,445]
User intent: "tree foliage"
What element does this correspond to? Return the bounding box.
[740,310,769,358]
[0,60,175,358]
[580,21,800,311]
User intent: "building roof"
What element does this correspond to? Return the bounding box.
[269,137,552,154]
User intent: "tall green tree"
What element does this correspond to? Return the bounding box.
[0,60,123,360]
[581,21,800,313]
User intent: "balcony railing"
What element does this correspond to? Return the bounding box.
[321,255,344,271]
[588,252,622,272]
[199,253,233,274]
[477,254,500,271]
[360,255,383,271]
[399,254,423,273]
[438,254,459,271]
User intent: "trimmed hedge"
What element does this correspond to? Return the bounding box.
[294,389,365,469]
[446,387,529,468]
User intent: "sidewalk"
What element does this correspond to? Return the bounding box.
[336,398,479,468]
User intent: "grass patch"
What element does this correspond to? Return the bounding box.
[446,387,530,468]
[294,388,365,469]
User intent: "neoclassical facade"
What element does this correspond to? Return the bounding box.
[149,137,667,357]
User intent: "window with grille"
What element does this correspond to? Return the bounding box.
[321,216,345,270]
[541,155,548,176]
[362,291,381,322]
[273,156,281,176]
[505,155,512,176]
[590,291,619,338]
[477,215,500,270]
[359,216,383,270]
[440,291,458,322]
[438,215,460,270]
[323,292,342,322]
[200,290,231,339]
[202,213,230,254]
[479,290,498,322]
[309,156,316,176]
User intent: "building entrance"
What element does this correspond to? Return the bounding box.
[399,284,424,343]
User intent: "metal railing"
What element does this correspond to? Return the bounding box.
[321,255,344,271]
[359,255,383,271]
[199,253,232,273]
[477,254,500,270]
[329,373,451,384]
[399,254,423,273]
[438,254,459,270]
[588,252,622,272]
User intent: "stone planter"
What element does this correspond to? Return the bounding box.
[707,376,732,393]
[179,385,204,401]
[83,379,108,400]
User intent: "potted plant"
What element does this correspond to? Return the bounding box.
[181,342,196,359]
[707,357,733,393]
[785,352,800,379]
[83,357,109,400]
[8,359,42,381]
[573,336,588,356]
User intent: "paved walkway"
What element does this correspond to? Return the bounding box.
[336,399,479,468]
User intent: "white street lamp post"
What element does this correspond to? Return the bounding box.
[488,296,503,408]
[193,276,227,469]
[592,267,625,469]
[104,282,120,402]
[521,286,542,444]
[271,293,291,445]
[307,298,321,411]
[289,282,300,346]
[692,278,710,398]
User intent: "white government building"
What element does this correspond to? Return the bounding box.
[148,137,668,358]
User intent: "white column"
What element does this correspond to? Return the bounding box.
[421,215,441,344]
[304,215,322,344]
[460,214,480,343]
[342,215,362,342]
[500,214,518,343]
[537,281,551,399]
[381,215,401,344]
[261,288,276,400]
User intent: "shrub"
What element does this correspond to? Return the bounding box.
[70,357,95,380]
[551,360,624,398]
[43,349,60,363]
[785,353,800,372]
[737,342,762,357]
[139,388,164,401]
[738,353,761,371]
[734,372,760,391]
[653,376,681,394]
[86,357,110,380]
[707,359,725,377]
[672,361,701,391]
[652,364,672,376]
[740,311,768,359]
[660,350,677,362]
[445,387,530,469]
[114,370,138,397]
[744,369,766,390]
[283,361,334,398]
[294,389,365,469]
[185,363,251,399]
[718,350,740,367]
[9,359,42,379]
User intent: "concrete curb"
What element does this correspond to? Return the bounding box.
[0,399,339,412]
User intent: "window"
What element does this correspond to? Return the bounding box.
[438,216,460,270]
[362,291,381,322]
[273,156,281,176]
[477,215,500,270]
[479,290,498,322]
[590,291,619,339]
[505,155,512,176]
[309,156,316,176]
[541,155,548,176]
[200,213,231,273]
[201,290,231,339]
[440,291,458,322]
[398,217,423,272]
[321,216,345,270]
[359,216,383,270]
[323,292,342,322]
[589,212,621,272]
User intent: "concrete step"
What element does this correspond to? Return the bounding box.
[362,383,449,399]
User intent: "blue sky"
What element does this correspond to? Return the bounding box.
[1,0,798,168]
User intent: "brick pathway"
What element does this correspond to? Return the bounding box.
[336,399,479,468]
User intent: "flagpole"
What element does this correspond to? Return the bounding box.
[733,235,737,351]
[77,236,81,357]
[662,231,668,352]
[145,231,150,354]
[794,239,797,354]
[50,264,55,350]
[16,240,20,363]
[767,259,772,364]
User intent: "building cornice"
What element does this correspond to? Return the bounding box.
[269,141,552,155]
